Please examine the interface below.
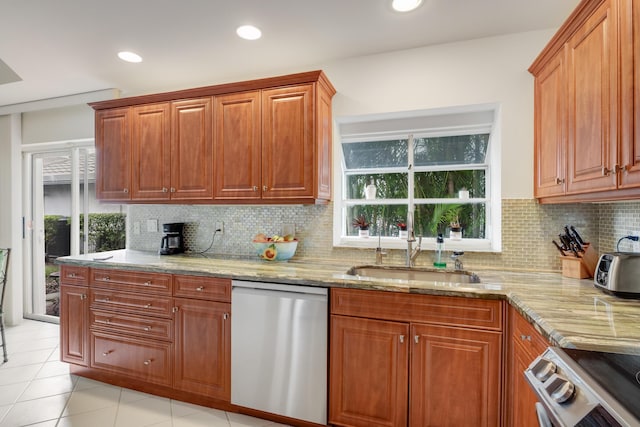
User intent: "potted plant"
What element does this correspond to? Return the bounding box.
[397,221,408,239]
[450,217,462,240]
[352,214,371,238]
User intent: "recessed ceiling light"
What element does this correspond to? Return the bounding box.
[236,25,262,40]
[117,51,143,63]
[392,0,423,12]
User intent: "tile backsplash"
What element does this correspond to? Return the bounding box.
[127,200,640,272]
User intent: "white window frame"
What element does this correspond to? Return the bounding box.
[333,104,502,252]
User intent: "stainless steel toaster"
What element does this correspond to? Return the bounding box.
[594,252,640,297]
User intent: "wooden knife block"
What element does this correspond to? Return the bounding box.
[560,243,598,279]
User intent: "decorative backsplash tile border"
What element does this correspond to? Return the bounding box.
[126,199,638,272]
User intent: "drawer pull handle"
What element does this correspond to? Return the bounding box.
[521,334,532,341]
[105,318,111,324]
[103,276,110,281]
[143,359,152,366]
[144,281,151,286]
[68,273,76,278]
[100,298,110,303]
[196,286,204,291]
[102,351,112,357]
[144,303,152,309]
[143,326,152,331]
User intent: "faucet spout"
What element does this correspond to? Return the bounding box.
[405,211,422,266]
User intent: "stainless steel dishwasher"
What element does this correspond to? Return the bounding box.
[231,280,328,425]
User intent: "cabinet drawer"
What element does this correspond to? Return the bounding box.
[60,266,89,285]
[510,307,549,358]
[91,309,173,341]
[331,288,503,331]
[90,289,173,318]
[91,331,172,387]
[173,275,231,302]
[91,268,172,295]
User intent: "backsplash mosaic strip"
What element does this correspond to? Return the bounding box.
[127,199,605,272]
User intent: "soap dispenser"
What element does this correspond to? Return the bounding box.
[433,233,446,268]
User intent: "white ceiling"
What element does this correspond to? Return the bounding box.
[0,0,580,108]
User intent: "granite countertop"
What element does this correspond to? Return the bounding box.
[56,249,640,355]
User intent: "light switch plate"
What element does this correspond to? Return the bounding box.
[147,219,158,233]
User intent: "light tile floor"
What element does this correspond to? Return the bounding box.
[0,319,290,427]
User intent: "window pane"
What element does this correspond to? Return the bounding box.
[414,203,486,238]
[346,205,409,237]
[342,140,408,169]
[414,134,489,166]
[346,173,408,199]
[415,170,486,199]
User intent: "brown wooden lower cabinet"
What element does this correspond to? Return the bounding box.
[60,284,89,366]
[173,297,230,399]
[329,315,409,427]
[506,306,549,427]
[329,289,503,427]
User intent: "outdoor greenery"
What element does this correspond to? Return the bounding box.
[44,213,126,255]
[343,134,489,238]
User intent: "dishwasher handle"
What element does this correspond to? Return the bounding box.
[232,280,328,296]
[232,285,328,302]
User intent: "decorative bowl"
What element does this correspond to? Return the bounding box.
[252,240,298,261]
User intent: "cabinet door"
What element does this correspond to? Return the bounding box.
[329,315,409,427]
[534,51,567,198]
[60,284,89,366]
[507,307,549,427]
[213,91,262,200]
[170,98,213,200]
[261,84,314,200]
[131,103,171,200]
[566,0,618,194]
[410,323,502,427]
[173,298,230,400]
[619,0,640,188]
[95,108,131,200]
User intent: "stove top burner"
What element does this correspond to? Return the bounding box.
[563,348,640,422]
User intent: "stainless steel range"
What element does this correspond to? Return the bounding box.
[525,347,640,426]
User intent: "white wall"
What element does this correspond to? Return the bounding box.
[321,29,555,198]
[22,104,94,144]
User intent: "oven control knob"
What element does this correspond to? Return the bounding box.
[533,359,557,382]
[550,379,575,404]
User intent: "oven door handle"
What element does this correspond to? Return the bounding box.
[536,402,554,427]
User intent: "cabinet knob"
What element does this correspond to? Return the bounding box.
[253,185,258,192]
[80,294,87,300]
[399,335,405,343]
[68,273,76,278]
[172,307,179,313]
[414,335,419,344]
[144,303,152,309]
[170,187,176,193]
[623,164,631,175]
[196,286,204,291]
[102,350,112,357]
[555,177,565,184]
[263,185,268,192]
[144,281,151,286]
[521,334,532,341]
[105,318,111,324]
[101,297,110,303]
[223,313,229,320]
[162,187,168,193]
[602,166,620,176]
[103,276,110,281]
[123,188,129,194]
[143,326,152,331]
[143,359,152,366]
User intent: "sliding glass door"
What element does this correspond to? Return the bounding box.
[24,145,125,322]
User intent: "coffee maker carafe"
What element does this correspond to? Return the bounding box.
[159,222,185,255]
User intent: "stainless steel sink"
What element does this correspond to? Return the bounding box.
[345,265,481,283]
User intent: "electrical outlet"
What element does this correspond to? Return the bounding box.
[633,230,640,252]
[146,219,158,233]
[133,222,141,235]
[215,221,224,234]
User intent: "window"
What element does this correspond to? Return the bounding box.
[334,106,501,252]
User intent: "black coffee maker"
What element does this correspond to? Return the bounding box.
[159,222,185,255]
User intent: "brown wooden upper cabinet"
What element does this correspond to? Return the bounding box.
[531,0,640,203]
[91,70,335,204]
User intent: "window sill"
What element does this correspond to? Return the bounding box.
[335,236,500,253]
